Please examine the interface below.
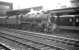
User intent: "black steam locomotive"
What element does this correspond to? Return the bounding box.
[0,9,52,32]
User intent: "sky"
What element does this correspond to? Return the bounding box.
[0,0,71,10]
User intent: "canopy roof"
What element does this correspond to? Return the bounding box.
[48,7,79,15]
[7,9,30,16]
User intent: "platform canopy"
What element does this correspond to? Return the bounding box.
[6,8,30,16]
[48,7,79,15]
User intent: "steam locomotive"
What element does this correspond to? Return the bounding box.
[0,9,52,32]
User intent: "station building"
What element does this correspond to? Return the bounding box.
[0,1,13,16]
[70,0,79,7]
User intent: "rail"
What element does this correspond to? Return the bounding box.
[0,28,79,50]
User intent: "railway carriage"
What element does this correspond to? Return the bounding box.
[57,15,75,26]
[49,7,79,31]
[58,15,79,26]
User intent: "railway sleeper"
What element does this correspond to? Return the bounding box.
[0,36,40,50]
[0,28,79,50]
[0,33,65,50]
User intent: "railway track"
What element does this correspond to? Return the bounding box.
[0,27,79,50]
[0,44,10,50]
[0,33,64,50]
[1,26,79,40]
[0,34,38,50]
[4,25,79,40]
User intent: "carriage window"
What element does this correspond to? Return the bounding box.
[69,18,72,22]
[76,18,79,22]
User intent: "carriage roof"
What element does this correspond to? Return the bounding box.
[60,15,79,17]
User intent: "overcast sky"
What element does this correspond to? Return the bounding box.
[0,0,71,10]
